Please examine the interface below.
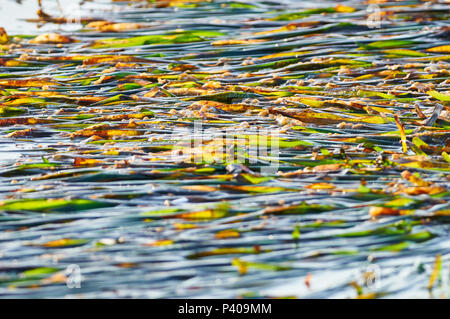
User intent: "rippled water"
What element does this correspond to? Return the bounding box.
[0,0,449,298]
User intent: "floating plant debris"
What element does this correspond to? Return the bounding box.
[0,0,448,299]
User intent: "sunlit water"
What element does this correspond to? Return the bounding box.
[0,0,448,299]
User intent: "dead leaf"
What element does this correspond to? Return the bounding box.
[181,185,218,192]
[0,27,8,44]
[304,182,336,190]
[74,158,105,167]
[29,33,74,44]
[369,206,406,217]
[212,39,265,46]
[215,229,240,239]
[87,22,147,32]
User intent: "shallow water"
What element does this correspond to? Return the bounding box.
[0,0,449,298]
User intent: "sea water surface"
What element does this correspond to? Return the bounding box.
[0,0,449,298]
